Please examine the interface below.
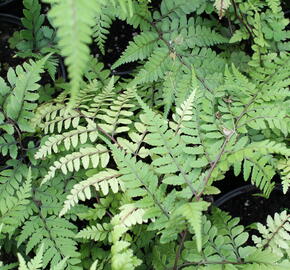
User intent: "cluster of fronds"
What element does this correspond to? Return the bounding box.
[0,0,289,269]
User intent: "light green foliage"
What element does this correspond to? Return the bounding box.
[0,0,289,269]
[1,57,48,132]
[45,0,103,100]
[17,244,68,270]
[0,169,32,235]
[18,215,80,268]
[253,211,290,257]
[92,7,113,55]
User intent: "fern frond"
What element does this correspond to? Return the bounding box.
[132,47,170,85]
[214,0,231,19]
[170,87,196,134]
[174,201,209,251]
[0,161,29,199]
[94,88,135,135]
[253,211,290,257]
[112,146,170,220]
[112,32,159,69]
[277,159,290,194]
[0,168,32,235]
[17,244,44,270]
[3,57,48,132]
[18,215,79,268]
[59,169,122,217]
[47,0,102,100]
[35,120,98,159]
[41,145,110,184]
[0,134,17,159]
[76,223,112,241]
[186,17,228,46]
[93,8,113,55]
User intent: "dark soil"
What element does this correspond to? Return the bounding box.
[0,19,23,77]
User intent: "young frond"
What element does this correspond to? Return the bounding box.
[112,32,159,69]
[59,169,123,217]
[17,244,44,270]
[170,88,196,134]
[3,57,48,132]
[253,211,290,257]
[48,0,102,100]
[93,88,136,135]
[41,145,110,185]
[76,223,112,241]
[173,201,209,251]
[35,120,99,159]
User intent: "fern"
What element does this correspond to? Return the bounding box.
[1,0,290,269]
[18,215,80,268]
[92,8,113,55]
[46,0,104,101]
[0,168,32,235]
[2,56,49,132]
[59,169,123,217]
[253,211,290,257]
[40,145,110,184]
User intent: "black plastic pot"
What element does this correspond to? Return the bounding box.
[0,12,21,25]
[0,0,17,8]
[213,183,289,227]
[214,184,283,207]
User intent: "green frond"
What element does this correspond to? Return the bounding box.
[0,169,32,235]
[0,134,18,159]
[174,201,210,252]
[17,244,44,270]
[91,88,136,135]
[59,169,123,217]
[112,146,169,219]
[47,0,102,101]
[132,47,170,85]
[93,8,113,55]
[265,0,282,14]
[0,161,29,199]
[277,159,290,194]
[41,145,110,185]
[76,223,112,241]
[186,17,228,47]
[17,215,80,268]
[110,209,143,270]
[253,210,290,257]
[112,32,159,69]
[3,57,48,132]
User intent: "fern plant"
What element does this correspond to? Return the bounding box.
[9,0,59,79]
[0,0,289,269]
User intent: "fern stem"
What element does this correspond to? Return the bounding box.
[173,230,187,270]
[178,259,246,269]
[143,16,214,94]
[230,0,254,40]
[195,133,233,201]
[262,214,290,250]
